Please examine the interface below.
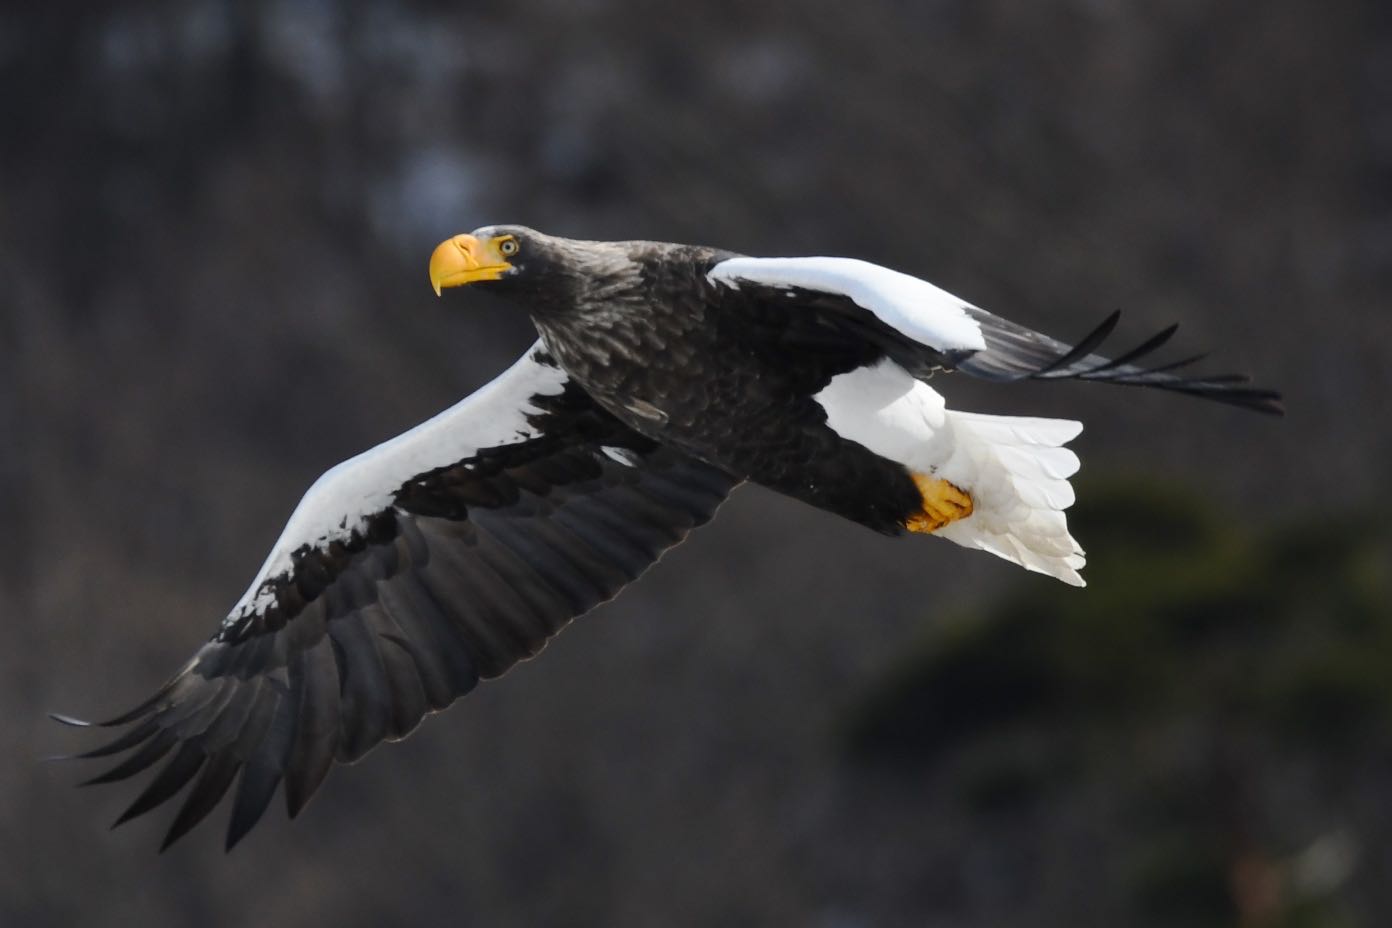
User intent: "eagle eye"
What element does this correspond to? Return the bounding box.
[498,237,519,257]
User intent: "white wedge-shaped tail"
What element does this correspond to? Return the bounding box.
[814,359,1087,585]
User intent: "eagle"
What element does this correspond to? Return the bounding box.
[55,225,1281,850]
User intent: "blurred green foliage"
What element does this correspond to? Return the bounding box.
[844,482,1391,926]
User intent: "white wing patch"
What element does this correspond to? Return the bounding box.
[708,256,987,354]
[230,341,570,619]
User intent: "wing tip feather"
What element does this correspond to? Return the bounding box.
[961,307,1282,417]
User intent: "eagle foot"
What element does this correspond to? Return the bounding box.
[905,473,974,533]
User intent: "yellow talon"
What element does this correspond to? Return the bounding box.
[905,473,974,534]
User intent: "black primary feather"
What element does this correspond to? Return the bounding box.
[958,307,1284,415]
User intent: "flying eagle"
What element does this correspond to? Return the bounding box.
[56,226,1281,850]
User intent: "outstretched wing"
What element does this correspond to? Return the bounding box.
[55,341,738,850]
[706,256,1283,415]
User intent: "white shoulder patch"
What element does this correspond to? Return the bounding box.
[230,341,569,619]
[707,256,987,353]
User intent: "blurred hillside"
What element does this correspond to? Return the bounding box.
[2,1,1386,926]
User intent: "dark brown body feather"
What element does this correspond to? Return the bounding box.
[523,239,926,534]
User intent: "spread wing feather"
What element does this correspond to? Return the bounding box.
[55,343,737,850]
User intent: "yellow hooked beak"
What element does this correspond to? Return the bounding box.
[428,234,513,295]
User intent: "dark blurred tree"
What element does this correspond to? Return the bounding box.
[845,484,1390,926]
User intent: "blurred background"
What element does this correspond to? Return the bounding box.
[2,1,1388,925]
